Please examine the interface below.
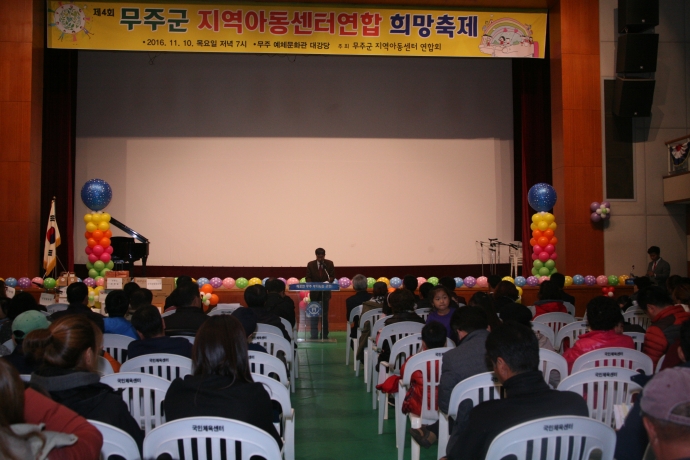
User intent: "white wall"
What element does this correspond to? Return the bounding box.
[75,52,514,267]
[601,0,690,277]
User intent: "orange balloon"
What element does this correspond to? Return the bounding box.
[550,237,558,245]
[210,294,219,306]
[529,238,537,247]
[87,238,97,248]
[200,284,213,294]
[84,231,92,239]
[537,236,549,247]
[100,237,111,247]
[532,230,542,239]
[92,230,104,241]
[104,230,113,238]
[543,229,554,239]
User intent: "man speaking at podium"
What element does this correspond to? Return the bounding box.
[306,248,335,339]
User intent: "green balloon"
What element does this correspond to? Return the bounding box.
[608,275,619,286]
[544,260,556,270]
[94,276,103,282]
[236,277,248,289]
[367,277,376,288]
[533,260,543,269]
[538,267,550,276]
[106,261,114,270]
[174,277,178,287]
[100,268,110,277]
[86,261,94,270]
[300,277,306,283]
[550,268,558,275]
[43,277,56,289]
[428,277,439,286]
[531,267,539,276]
[94,260,105,271]
[88,269,99,278]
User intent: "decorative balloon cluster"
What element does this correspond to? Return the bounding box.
[199,284,219,311]
[527,183,559,279]
[81,179,115,289]
[590,201,611,223]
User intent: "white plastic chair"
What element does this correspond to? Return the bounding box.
[172,335,195,344]
[279,316,299,380]
[437,372,504,459]
[377,333,423,434]
[20,374,31,383]
[571,347,653,375]
[531,321,555,345]
[142,416,282,460]
[120,353,193,381]
[102,333,135,364]
[356,308,384,377]
[89,419,142,460]
[46,303,68,314]
[370,321,425,398]
[346,305,362,366]
[2,339,15,353]
[365,314,393,386]
[554,321,589,352]
[252,332,295,393]
[655,354,666,373]
[539,348,569,387]
[256,323,284,337]
[623,308,650,330]
[97,356,115,376]
[485,415,616,460]
[562,301,576,316]
[533,312,576,338]
[557,368,643,428]
[249,351,290,389]
[161,309,175,318]
[396,347,453,460]
[253,374,295,460]
[623,332,645,352]
[101,372,170,433]
[415,308,431,321]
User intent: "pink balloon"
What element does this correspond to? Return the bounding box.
[92,245,104,256]
[539,276,550,283]
[538,251,550,262]
[531,253,539,260]
[596,275,608,286]
[105,246,113,254]
[100,252,111,263]
[533,245,543,254]
[417,277,427,285]
[544,244,555,254]
[85,246,93,255]
[550,252,558,260]
[299,300,307,309]
[287,277,299,287]
[96,277,105,286]
[222,277,235,289]
[88,254,98,263]
[476,276,488,288]
[299,291,309,299]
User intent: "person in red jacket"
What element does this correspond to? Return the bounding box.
[533,281,568,318]
[639,286,690,369]
[563,296,635,372]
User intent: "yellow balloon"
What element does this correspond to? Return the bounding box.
[94,286,103,293]
[502,276,515,284]
[516,286,523,301]
[98,221,110,232]
[101,212,111,222]
[377,277,390,286]
[84,213,93,223]
[543,213,555,224]
[91,213,101,223]
[548,222,558,231]
[530,223,537,231]
[531,214,541,223]
[618,275,629,285]
[537,221,549,231]
[85,222,97,232]
[248,277,261,286]
[564,276,573,286]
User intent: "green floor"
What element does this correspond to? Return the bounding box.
[293,332,440,460]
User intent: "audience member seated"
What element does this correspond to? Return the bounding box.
[487,275,502,293]
[562,296,634,372]
[163,315,282,447]
[632,276,653,306]
[666,274,683,297]
[550,273,575,306]
[126,288,153,319]
[103,290,138,339]
[356,282,389,362]
[162,283,208,336]
[29,315,144,450]
[638,286,690,369]
[0,359,103,460]
[403,275,421,303]
[377,321,447,417]
[673,282,690,313]
[127,305,192,359]
[615,319,690,460]
[232,307,268,353]
[265,278,296,327]
[122,281,141,303]
[469,291,500,330]
[0,292,47,346]
[426,285,458,339]
[2,310,50,374]
[641,367,690,460]
[416,282,434,310]
[445,322,589,460]
[492,281,522,318]
[439,277,461,308]
[376,289,425,368]
[345,274,373,345]
[532,280,568,318]
[500,304,555,351]
[244,284,290,341]
[412,306,492,449]
[162,275,194,312]
[49,283,105,332]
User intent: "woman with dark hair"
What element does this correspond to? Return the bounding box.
[28,315,144,450]
[533,280,568,318]
[355,281,390,361]
[163,315,281,447]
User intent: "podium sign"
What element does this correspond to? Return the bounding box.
[306,301,322,318]
[289,283,340,291]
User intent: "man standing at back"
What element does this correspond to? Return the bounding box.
[306,248,335,339]
[647,246,671,288]
[638,286,690,369]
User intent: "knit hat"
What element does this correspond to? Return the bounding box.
[12,310,50,341]
[232,307,257,338]
[641,367,690,426]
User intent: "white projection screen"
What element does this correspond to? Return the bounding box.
[75,51,514,267]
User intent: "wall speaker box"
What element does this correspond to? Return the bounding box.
[616,34,658,73]
[613,77,655,117]
[618,0,659,33]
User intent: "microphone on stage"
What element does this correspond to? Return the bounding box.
[323,265,331,283]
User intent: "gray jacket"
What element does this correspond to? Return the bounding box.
[438,328,491,413]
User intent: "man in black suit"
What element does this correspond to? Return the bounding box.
[49,282,105,332]
[306,248,335,339]
[647,246,671,289]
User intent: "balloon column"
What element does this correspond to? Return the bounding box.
[82,180,114,303]
[528,183,559,278]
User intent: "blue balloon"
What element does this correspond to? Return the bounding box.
[81,179,113,211]
[514,276,526,287]
[390,277,402,288]
[262,277,269,286]
[572,274,585,285]
[454,277,464,288]
[5,277,17,288]
[197,277,209,287]
[528,183,557,212]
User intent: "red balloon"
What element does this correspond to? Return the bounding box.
[544,244,555,254]
[531,253,539,260]
[85,246,93,255]
[92,230,104,241]
[532,230,543,239]
[87,238,97,248]
[550,252,558,260]
[543,229,554,239]
[529,238,537,247]
[533,245,543,254]
[92,245,104,256]
[84,231,92,239]
[537,237,549,247]
[88,254,98,263]
[100,253,111,263]
[100,237,111,247]
[105,246,113,254]
[550,237,558,245]
[538,252,550,262]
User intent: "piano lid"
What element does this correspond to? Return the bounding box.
[110,217,149,244]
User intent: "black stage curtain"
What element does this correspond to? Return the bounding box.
[512,44,553,277]
[40,49,78,274]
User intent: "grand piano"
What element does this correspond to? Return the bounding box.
[110,217,150,275]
